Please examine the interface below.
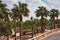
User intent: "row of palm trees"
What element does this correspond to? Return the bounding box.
[0,0,60,40]
[35,6,60,33]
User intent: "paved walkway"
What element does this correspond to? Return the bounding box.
[43,32,60,40]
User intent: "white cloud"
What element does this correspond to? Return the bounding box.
[31,0,40,3]
[7,0,27,3]
[47,0,60,6]
[46,0,60,10]
[22,0,25,3]
[7,0,18,3]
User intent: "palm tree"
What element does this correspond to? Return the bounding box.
[13,2,29,40]
[55,10,60,24]
[49,9,60,29]
[10,8,19,40]
[2,6,9,40]
[35,6,49,33]
[0,0,10,40]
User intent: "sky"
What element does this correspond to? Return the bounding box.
[2,0,60,21]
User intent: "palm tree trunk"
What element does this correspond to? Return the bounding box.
[52,17,55,29]
[20,14,22,40]
[7,35,9,40]
[41,15,44,33]
[14,19,16,40]
[6,21,9,40]
[53,18,55,29]
[32,24,34,38]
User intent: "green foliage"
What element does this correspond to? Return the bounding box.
[0,26,12,36]
[34,27,41,31]
[22,29,31,35]
[43,18,49,26]
[0,26,6,36]
[35,6,49,17]
[56,19,60,25]
[13,2,29,17]
[39,18,49,26]
[49,9,59,19]
[23,20,31,29]
[16,21,20,27]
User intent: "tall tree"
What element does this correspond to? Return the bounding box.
[13,2,29,40]
[49,9,60,29]
[35,6,49,33]
[0,0,10,40]
[55,10,60,24]
[10,8,19,40]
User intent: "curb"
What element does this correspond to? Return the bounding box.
[28,28,60,40]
